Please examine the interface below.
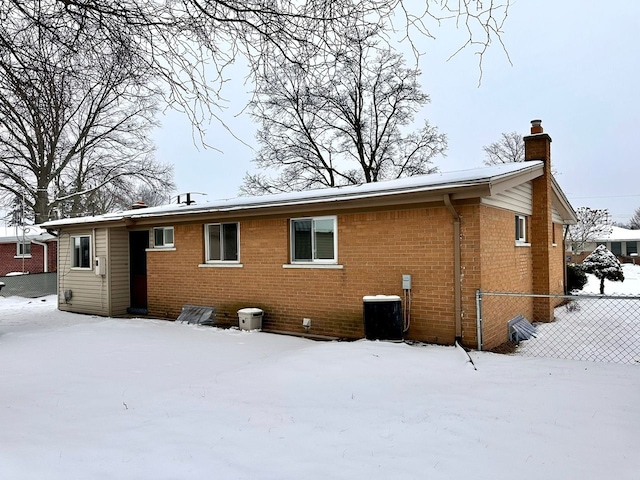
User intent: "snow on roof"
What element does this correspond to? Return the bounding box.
[0,224,53,244]
[42,161,544,228]
[594,226,640,242]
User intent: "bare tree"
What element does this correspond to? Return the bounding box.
[628,207,640,230]
[567,207,612,254]
[242,28,447,194]
[483,131,524,165]
[70,183,172,216]
[483,130,559,176]
[0,1,511,137]
[0,4,174,223]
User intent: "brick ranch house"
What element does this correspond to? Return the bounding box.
[42,120,577,350]
[0,225,57,277]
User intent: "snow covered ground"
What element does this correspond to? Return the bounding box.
[1,273,639,479]
[516,264,640,363]
[582,262,640,295]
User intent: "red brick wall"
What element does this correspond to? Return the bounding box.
[463,208,566,350]
[146,207,464,344]
[0,241,56,276]
[143,199,564,349]
[475,206,534,350]
[48,240,58,274]
[550,223,565,295]
[525,131,556,322]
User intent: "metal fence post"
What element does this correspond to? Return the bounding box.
[476,289,483,351]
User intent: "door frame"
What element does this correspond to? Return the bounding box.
[128,229,149,314]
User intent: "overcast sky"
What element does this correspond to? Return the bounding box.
[152,1,640,224]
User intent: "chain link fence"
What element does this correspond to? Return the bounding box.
[0,272,57,298]
[478,291,640,365]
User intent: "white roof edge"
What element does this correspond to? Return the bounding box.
[129,180,485,220]
[551,176,578,224]
[42,162,544,228]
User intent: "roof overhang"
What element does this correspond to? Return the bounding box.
[551,176,578,225]
[42,162,553,230]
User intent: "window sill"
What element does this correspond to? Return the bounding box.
[14,255,32,259]
[515,242,531,247]
[198,263,243,268]
[71,267,93,271]
[145,247,176,252]
[552,243,557,247]
[283,263,344,269]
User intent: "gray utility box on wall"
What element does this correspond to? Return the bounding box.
[238,308,264,330]
[362,295,403,341]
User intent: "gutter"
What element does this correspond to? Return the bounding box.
[42,164,543,229]
[563,225,570,294]
[443,194,462,342]
[31,239,48,273]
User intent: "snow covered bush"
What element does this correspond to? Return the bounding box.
[581,244,624,294]
[566,263,588,292]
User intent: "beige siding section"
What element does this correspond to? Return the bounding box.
[482,181,566,224]
[57,228,109,316]
[481,182,532,215]
[109,228,130,316]
[552,205,563,224]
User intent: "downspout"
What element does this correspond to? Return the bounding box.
[31,239,48,273]
[106,228,110,316]
[563,225,570,294]
[443,194,462,342]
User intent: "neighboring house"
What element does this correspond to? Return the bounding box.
[567,226,640,264]
[42,120,577,350]
[0,225,57,276]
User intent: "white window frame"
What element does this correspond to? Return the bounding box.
[515,215,527,244]
[71,235,92,269]
[204,222,240,263]
[290,216,338,264]
[16,242,31,258]
[153,226,174,248]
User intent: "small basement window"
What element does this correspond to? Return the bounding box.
[153,227,174,248]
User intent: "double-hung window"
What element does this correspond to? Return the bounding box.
[153,227,174,248]
[16,242,31,257]
[515,215,527,244]
[205,223,239,262]
[291,216,337,263]
[72,235,91,268]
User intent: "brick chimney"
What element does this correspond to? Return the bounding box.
[524,119,554,322]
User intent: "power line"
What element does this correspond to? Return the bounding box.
[568,193,640,200]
